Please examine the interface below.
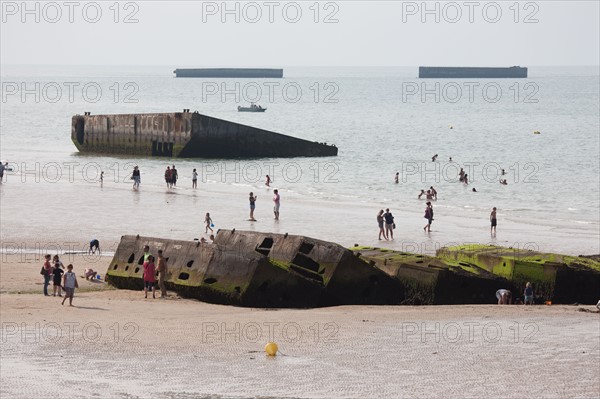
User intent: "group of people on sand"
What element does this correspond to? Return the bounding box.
[40,255,79,306]
[140,245,168,299]
[496,282,535,305]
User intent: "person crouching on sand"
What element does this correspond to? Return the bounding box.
[62,264,79,306]
[496,289,512,305]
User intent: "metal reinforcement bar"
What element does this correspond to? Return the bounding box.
[173,68,283,78]
[71,110,337,158]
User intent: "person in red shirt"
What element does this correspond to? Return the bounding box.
[143,255,157,299]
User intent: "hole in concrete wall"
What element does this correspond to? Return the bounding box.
[256,238,274,256]
[291,254,320,272]
[138,256,145,265]
[76,118,85,144]
[369,275,379,284]
[128,253,135,263]
[178,272,189,280]
[299,242,314,254]
[260,238,274,248]
[204,278,217,284]
[134,267,140,274]
[187,260,194,268]
[258,281,269,292]
[125,265,129,271]
[234,286,241,293]
[113,264,118,270]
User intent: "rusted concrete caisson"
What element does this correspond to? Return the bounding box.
[106,232,403,308]
[71,111,337,158]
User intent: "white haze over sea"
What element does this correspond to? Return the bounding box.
[0,65,598,256]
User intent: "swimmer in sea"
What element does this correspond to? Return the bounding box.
[432,154,438,162]
[459,168,465,182]
[429,186,437,200]
[490,207,497,234]
[472,188,477,192]
[500,179,508,185]
[394,172,399,184]
[418,190,426,199]
[426,190,433,200]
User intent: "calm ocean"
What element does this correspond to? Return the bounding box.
[1,65,598,255]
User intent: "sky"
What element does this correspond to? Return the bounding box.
[1,0,599,66]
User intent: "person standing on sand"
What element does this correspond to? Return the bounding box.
[490,207,497,234]
[143,245,152,262]
[524,282,534,305]
[205,213,214,233]
[496,289,512,305]
[249,192,257,221]
[383,208,395,240]
[377,210,387,240]
[423,202,434,232]
[165,166,172,189]
[52,261,64,297]
[61,264,79,306]
[273,189,281,220]
[394,172,399,184]
[41,254,52,296]
[265,175,271,187]
[156,250,168,299]
[143,255,157,299]
[131,166,141,190]
[171,165,178,187]
[192,168,198,189]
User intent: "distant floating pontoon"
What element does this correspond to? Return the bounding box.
[419,66,528,79]
[173,68,283,78]
[238,103,266,112]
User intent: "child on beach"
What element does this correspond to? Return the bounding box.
[394,172,399,184]
[524,282,534,305]
[192,168,198,189]
[52,262,64,296]
[62,264,79,306]
[265,175,271,187]
[143,255,156,299]
[249,192,257,221]
[205,213,214,233]
[490,207,497,234]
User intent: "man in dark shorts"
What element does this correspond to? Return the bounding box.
[89,239,100,255]
[490,207,497,234]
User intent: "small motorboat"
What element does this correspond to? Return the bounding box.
[238,103,266,112]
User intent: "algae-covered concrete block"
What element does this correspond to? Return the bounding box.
[437,245,600,304]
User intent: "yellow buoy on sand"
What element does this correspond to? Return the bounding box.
[265,342,278,356]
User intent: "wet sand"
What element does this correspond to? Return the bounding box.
[1,254,599,398]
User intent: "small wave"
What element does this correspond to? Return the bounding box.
[568,208,580,211]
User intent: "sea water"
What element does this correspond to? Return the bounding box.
[1,65,598,255]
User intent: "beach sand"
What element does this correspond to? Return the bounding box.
[1,254,599,398]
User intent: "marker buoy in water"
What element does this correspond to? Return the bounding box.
[534,131,541,134]
[265,342,278,356]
